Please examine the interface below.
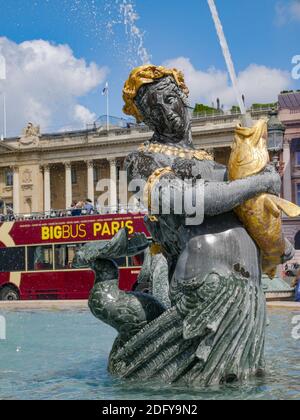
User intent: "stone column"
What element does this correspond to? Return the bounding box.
[43,164,51,213]
[65,162,73,209]
[86,160,95,205]
[12,166,20,215]
[109,158,118,212]
[283,138,292,202]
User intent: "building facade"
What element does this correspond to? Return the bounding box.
[0,102,300,261]
[279,91,300,261]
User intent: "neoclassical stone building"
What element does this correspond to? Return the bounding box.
[0,100,300,260]
[279,91,300,257]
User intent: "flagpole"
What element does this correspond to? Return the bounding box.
[106,82,109,132]
[0,52,7,139]
[3,92,6,139]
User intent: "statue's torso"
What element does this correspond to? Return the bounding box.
[175,213,261,284]
[126,146,262,284]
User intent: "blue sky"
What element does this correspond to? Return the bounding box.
[0,0,299,136]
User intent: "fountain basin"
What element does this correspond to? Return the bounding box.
[0,309,299,400]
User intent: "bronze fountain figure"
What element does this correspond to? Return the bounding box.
[81,65,299,386]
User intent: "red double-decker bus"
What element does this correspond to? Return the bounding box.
[0,213,149,301]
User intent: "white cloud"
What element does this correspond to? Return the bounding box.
[163,57,291,109]
[0,37,108,137]
[74,105,97,126]
[275,1,300,26]
[290,0,300,19]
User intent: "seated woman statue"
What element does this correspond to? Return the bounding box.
[89,65,291,386]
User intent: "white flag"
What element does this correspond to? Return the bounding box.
[102,82,109,96]
[0,54,6,80]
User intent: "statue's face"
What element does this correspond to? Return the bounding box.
[135,77,190,143]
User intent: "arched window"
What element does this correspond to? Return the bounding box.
[295,231,300,250]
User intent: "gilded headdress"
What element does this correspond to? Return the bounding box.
[122,65,189,123]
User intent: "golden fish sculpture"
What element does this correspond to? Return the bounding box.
[228,119,300,278]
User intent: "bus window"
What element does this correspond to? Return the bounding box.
[28,246,54,271]
[0,247,25,272]
[114,257,127,268]
[128,254,144,267]
[55,244,84,270]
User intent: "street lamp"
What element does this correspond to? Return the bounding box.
[267,108,285,172]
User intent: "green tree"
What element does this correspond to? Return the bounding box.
[193,103,219,116]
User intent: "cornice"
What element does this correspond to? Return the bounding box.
[0,121,239,159]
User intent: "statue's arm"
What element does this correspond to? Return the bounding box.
[126,151,281,218]
[155,166,281,218]
[168,158,281,216]
[172,158,228,182]
[203,170,280,216]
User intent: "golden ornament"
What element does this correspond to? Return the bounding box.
[139,143,214,162]
[228,119,300,278]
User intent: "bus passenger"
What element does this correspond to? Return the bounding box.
[292,269,300,302]
[84,199,94,214]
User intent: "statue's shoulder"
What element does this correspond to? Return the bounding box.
[125,142,162,180]
[125,148,144,164]
[125,143,156,167]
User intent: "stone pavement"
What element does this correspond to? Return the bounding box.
[267,301,300,311]
[0,300,89,311]
[0,300,299,311]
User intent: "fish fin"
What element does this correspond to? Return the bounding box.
[264,196,281,218]
[264,268,277,279]
[272,197,300,218]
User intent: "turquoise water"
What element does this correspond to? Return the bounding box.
[0,309,299,400]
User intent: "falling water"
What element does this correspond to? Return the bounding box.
[119,0,152,66]
[207,0,246,115]
[66,0,151,68]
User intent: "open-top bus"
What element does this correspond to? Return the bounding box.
[0,213,149,300]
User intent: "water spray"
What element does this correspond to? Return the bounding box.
[207,0,253,127]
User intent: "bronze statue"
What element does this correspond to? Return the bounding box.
[86,65,294,386]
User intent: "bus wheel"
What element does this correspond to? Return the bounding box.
[0,286,20,301]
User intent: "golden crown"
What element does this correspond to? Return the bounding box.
[122,65,189,123]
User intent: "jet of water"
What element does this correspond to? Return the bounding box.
[207,0,246,115]
[102,0,151,68]
[65,0,151,69]
[119,0,151,66]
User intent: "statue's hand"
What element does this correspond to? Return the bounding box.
[260,165,281,196]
